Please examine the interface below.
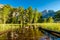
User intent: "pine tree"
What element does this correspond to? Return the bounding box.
[47,17,54,23]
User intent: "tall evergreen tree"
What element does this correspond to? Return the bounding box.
[47,17,54,23]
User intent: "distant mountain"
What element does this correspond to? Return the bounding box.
[0,4,4,8]
[42,10,55,18]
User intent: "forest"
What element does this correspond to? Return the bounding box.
[0,4,60,24]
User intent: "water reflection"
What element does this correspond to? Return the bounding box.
[40,35,60,40]
[40,36,51,40]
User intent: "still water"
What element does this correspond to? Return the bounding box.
[40,36,60,40]
[57,38,60,40]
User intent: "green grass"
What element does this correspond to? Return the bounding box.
[0,23,60,34]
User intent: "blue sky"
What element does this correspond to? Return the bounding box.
[0,0,60,11]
